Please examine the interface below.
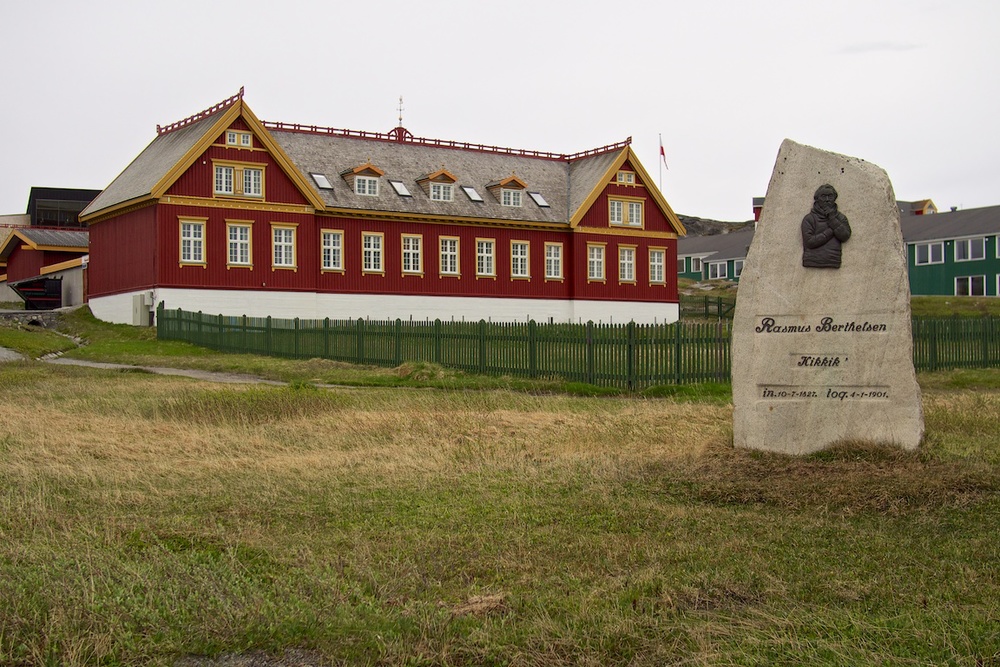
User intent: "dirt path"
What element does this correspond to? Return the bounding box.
[0,348,288,385]
[0,346,25,362]
[42,357,288,385]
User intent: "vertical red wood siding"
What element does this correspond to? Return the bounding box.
[88,205,158,297]
[157,203,315,291]
[5,246,46,282]
[166,140,309,206]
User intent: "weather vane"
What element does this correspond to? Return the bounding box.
[397,96,404,128]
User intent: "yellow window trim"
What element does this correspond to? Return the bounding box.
[213,159,267,200]
[321,228,345,273]
[178,217,208,268]
[361,231,385,275]
[270,222,297,271]
[225,220,254,270]
[401,233,423,275]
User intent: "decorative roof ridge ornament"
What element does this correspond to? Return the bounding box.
[261,117,630,162]
[156,87,245,136]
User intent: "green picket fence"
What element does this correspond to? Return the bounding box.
[679,295,737,320]
[156,306,1000,390]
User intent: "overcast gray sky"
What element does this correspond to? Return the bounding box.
[1,0,996,222]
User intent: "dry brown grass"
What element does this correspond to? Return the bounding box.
[2,364,999,666]
[0,372,730,487]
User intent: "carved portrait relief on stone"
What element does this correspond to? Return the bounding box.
[801,184,851,268]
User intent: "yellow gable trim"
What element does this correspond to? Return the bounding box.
[41,257,86,274]
[569,146,686,236]
[149,100,327,211]
[498,175,528,189]
[419,169,458,184]
[349,163,385,177]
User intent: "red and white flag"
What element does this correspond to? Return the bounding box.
[659,135,669,170]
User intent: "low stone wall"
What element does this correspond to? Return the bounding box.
[0,310,63,328]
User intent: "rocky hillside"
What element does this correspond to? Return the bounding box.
[677,215,754,236]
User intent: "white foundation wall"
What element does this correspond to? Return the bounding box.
[90,288,679,326]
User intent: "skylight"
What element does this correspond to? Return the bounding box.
[528,191,550,207]
[389,180,412,197]
[461,186,484,202]
[311,173,333,189]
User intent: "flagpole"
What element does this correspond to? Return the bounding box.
[658,133,663,192]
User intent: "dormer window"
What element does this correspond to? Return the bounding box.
[431,183,453,201]
[487,175,527,207]
[501,189,522,207]
[341,163,385,197]
[355,176,379,196]
[417,169,458,202]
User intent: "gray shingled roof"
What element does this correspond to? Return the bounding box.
[81,95,629,226]
[0,228,89,261]
[270,130,621,225]
[901,205,1000,243]
[19,228,89,248]
[677,226,755,260]
[81,115,219,217]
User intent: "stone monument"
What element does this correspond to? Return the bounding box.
[732,139,923,454]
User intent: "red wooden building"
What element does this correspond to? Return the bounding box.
[0,228,89,309]
[81,90,686,325]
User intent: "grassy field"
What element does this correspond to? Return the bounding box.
[0,311,999,665]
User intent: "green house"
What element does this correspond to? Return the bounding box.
[903,205,1000,296]
[677,227,754,282]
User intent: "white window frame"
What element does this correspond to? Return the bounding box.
[476,238,495,277]
[179,219,206,265]
[609,198,643,227]
[215,161,264,199]
[649,248,665,284]
[955,275,986,296]
[402,234,422,275]
[430,182,454,202]
[271,225,296,269]
[628,201,643,226]
[708,261,728,280]
[734,259,744,278]
[587,244,606,282]
[243,168,263,198]
[609,200,623,225]
[226,222,252,268]
[439,237,460,276]
[355,175,379,196]
[501,189,523,208]
[691,257,703,273]
[914,242,944,266]
[214,166,234,195]
[545,242,563,280]
[619,246,636,283]
[321,230,343,272]
[616,171,635,184]
[362,232,384,274]
[511,241,529,278]
[226,131,251,147]
[955,237,986,262]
